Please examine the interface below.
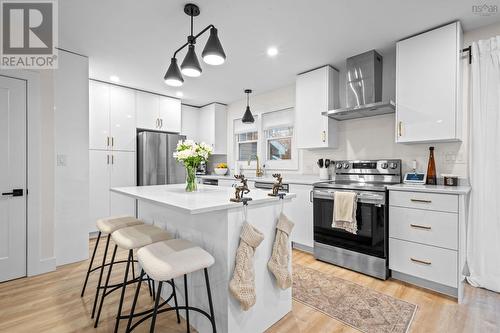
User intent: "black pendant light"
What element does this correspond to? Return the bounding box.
[242,89,255,124]
[164,3,226,86]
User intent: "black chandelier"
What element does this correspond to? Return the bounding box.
[164,3,226,87]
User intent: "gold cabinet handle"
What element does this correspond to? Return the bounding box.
[160,118,163,128]
[111,155,114,165]
[321,131,326,143]
[410,224,432,230]
[410,198,432,203]
[111,137,114,147]
[410,257,432,265]
[107,154,110,165]
[398,121,402,137]
[107,136,110,147]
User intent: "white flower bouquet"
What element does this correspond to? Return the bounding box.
[173,140,212,191]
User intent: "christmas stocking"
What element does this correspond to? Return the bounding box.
[267,213,294,289]
[229,222,264,311]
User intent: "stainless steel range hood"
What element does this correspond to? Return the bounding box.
[323,50,395,121]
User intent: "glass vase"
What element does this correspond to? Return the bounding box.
[185,165,198,192]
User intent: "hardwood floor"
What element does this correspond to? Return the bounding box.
[0,239,498,333]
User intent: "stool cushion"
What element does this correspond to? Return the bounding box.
[96,216,143,234]
[137,239,215,281]
[111,224,172,250]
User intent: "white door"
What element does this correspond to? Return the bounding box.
[159,96,181,133]
[136,91,159,130]
[89,81,110,150]
[0,76,27,282]
[89,150,111,232]
[110,86,136,151]
[109,151,136,217]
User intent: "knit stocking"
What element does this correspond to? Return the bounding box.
[267,213,294,289]
[229,222,264,311]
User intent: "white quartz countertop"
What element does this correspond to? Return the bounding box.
[197,174,325,186]
[387,183,471,195]
[111,184,296,215]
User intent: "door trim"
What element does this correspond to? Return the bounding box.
[0,70,56,277]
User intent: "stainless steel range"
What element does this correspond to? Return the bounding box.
[312,159,402,279]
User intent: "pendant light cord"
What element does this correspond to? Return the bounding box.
[246,92,249,107]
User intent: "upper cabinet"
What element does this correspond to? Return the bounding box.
[198,103,227,154]
[396,22,463,143]
[136,91,181,133]
[89,81,136,151]
[295,65,339,149]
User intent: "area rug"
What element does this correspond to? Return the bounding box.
[292,264,417,333]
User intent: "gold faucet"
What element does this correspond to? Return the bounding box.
[248,155,264,177]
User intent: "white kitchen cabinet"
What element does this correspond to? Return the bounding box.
[159,96,181,133]
[136,91,181,133]
[89,150,136,232]
[396,21,463,143]
[89,81,136,151]
[198,103,227,154]
[295,65,339,149]
[181,104,200,141]
[285,184,314,250]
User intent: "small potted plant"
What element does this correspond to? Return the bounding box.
[173,140,212,192]
[214,162,228,175]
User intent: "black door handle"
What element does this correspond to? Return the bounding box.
[2,189,23,197]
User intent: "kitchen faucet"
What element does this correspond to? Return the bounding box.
[247,155,264,177]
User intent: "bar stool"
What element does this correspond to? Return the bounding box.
[94,223,174,332]
[81,216,144,317]
[126,239,216,333]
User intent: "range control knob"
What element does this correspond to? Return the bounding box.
[380,162,388,169]
[335,163,343,169]
[389,162,398,169]
[343,163,350,169]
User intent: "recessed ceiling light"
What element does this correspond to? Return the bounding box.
[109,75,120,83]
[176,91,184,98]
[267,47,278,57]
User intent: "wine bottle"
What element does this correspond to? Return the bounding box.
[426,147,437,185]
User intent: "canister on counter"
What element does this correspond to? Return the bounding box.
[442,174,458,186]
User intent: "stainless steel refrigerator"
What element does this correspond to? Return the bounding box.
[137,131,186,185]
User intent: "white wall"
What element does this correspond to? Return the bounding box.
[225,22,500,181]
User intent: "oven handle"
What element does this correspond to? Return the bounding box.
[313,189,385,204]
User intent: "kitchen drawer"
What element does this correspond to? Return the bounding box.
[389,206,458,250]
[389,191,458,213]
[389,238,457,287]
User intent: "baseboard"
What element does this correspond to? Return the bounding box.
[391,271,458,299]
[292,242,313,254]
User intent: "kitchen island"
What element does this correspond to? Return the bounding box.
[111,184,296,333]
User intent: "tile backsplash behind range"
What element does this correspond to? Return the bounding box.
[301,114,467,179]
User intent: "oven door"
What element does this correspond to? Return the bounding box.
[313,188,387,258]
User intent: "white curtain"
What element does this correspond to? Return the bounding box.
[467,36,500,292]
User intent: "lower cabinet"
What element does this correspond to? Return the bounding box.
[388,189,466,299]
[285,184,314,250]
[89,150,136,232]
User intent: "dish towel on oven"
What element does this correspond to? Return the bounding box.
[331,191,357,234]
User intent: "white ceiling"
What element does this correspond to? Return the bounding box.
[59,0,499,106]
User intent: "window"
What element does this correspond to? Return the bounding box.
[234,116,259,161]
[236,131,258,161]
[262,108,294,163]
[265,127,293,160]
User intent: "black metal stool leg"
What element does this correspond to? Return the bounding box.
[149,281,163,333]
[131,251,136,279]
[147,276,153,297]
[171,278,181,324]
[81,231,101,297]
[94,244,117,328]
[114,249,133,333]
[184,274,190,333]
[92,234,111,318]
[126,269,145,332]
[204,268,217,333]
